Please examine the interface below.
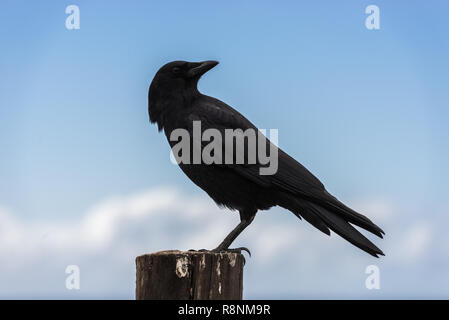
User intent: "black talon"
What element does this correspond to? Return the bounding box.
[230,247,251,257]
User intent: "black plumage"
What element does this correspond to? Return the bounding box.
[148,60,384,257]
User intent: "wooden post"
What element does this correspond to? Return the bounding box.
[136,250,245,300]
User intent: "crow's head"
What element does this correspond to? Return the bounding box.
[148,60,218,130]
[154,60,218,84]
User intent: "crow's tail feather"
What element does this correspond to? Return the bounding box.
[281,196,384,258]
[322,190,385,238]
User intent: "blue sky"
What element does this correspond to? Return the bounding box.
[0,1,448,298]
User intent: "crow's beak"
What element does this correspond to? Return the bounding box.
[187,60,219,78]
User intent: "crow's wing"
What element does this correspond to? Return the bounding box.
[188,95,327,199]
[188,96,385,241]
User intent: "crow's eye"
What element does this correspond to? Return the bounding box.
[172,67,181,75]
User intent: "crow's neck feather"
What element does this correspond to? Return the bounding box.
[148,81,200,132]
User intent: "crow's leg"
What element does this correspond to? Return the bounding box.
[212,210,256,255]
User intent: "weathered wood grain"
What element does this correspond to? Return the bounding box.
[136,250,245,300]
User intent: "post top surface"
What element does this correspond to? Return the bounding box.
[136,250,244,260]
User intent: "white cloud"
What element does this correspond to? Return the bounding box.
[393,222,432,262]
[0,188,446,298]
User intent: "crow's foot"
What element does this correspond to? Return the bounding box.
[188,247,251,264]
[211,246,251,257]
[189,247,250,255]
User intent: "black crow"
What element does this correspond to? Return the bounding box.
[148,60,384,257]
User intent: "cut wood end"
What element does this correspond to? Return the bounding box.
[136,250,244,259]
